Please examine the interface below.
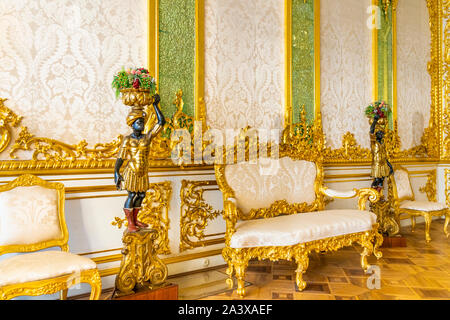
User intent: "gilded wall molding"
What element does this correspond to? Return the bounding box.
[179,179,223,252]
[112,181,172,255]
[443,0,450,159]
[418,169,437,202]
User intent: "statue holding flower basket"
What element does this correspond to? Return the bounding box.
[365,101,394,191]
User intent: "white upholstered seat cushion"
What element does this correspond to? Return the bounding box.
[0,251,97,287]
[229,210,377,249]
[400,200,447,212]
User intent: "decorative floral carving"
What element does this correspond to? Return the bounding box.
[112,181,172,255]
[179,180,223,252]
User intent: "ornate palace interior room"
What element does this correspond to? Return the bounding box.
[0,0,449,302]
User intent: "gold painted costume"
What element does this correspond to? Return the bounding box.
[370,133,390,178]
[117,135,151,192]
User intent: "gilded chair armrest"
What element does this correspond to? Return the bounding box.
[320,187,380,210]
[320,187,357,199]
[223,197,238,219]
[223,197,238,243]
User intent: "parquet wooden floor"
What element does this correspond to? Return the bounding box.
[198,220,450,300]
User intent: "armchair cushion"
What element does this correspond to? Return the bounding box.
[224,157,317,216]
[229,209,377,249]
[0,251,97,286]
[400,200,447,212]
[0,185,62,246]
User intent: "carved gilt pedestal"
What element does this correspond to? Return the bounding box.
[113,228,168,298]
[370,194,406,247]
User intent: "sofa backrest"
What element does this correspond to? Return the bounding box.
[224,156,318,217]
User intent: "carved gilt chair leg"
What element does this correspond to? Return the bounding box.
[411,216,416,233]
[88,270,102,300]
[359,233,374,272]
[294,251,309,291]
[424,213,432,243]
[60,289,68,300]
[233,251,249,298]
[444,210,449,238]
[89,281,102,300]
[373,231,383,259]
[222,248,234,289]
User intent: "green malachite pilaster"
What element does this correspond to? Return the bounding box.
[159,0,195,119]
[292,0,315,124]
[376,1,394,128]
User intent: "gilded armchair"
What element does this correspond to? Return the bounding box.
[389,165,449,242]
[214,126,383,298]
[0,174,102,300]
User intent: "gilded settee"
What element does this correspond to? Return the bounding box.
[215,124,383,298]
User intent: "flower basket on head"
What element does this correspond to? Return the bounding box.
[112,67,157,109]
[365,101,391,128]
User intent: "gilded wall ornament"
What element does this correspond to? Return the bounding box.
[112,181,172,255]
[179,179,223,252]
[419,169,437,202]
[0,98,22,154]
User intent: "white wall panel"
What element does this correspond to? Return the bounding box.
[320,0,372,149]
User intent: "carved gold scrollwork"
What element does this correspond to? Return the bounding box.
[112,181,172,255]
[179,180,223,252]
[443,0,450,159]
[139,181,172,255]
[419,169,437,202]
[114,229,168,297]
[323,132,371,163]
[0,98,22,154]
[0,90,201,171]
[9,126,123,162]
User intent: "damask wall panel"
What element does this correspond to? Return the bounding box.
[396,0,431,150]
[204,0,285,133]
[0,0,148,159]
[320,0,372,149]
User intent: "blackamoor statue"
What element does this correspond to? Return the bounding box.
[114,94,166,232]
[370,113,393,191]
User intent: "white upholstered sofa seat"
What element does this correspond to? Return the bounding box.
[230,209,377,249]
[400,200,447,212]
[0,251,97,287]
